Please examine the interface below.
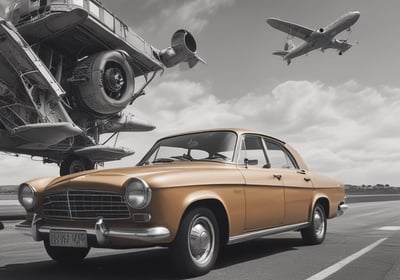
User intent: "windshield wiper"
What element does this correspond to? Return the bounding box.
[171,154,193,161]
[207,153,228,160]
[152,158,175,163]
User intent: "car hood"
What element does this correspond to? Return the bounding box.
[28,161,244,193]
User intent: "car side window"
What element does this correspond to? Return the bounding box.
[238,135,269,168]
[263,139,295,169]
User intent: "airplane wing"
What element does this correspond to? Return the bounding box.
[339,42,352,53]
[267,18,313,40]
[331,39,353,53]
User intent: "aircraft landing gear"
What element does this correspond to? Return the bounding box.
[60,156,95,176]
[338,51,343,55]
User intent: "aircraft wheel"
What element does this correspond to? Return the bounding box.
[60,157,94,176]
[73,50,135,116]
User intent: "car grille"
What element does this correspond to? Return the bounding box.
[42,190,130,220]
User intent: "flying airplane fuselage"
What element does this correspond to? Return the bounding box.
[268,11,360,64]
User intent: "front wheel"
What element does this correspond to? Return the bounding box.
[44,241,90,264]
[60,157,95,176]
[301,203,327,245]
[169,208,220,277]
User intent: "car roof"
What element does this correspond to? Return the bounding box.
[161,128,286,144]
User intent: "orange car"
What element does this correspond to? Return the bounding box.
[17,129,347,277]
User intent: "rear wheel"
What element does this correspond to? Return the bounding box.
[169,208,220,277]
[44,241,90,264]
[301,203,327,245]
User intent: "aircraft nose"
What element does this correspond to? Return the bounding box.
[352,11,361,20]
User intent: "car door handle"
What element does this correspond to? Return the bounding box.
[273,174,282,180]
[304,177,311,182]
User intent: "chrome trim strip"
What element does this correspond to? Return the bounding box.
[15,221,32,232]
[337,203,349,216]
[38,226,97,236]
[339,204,349,211]
[95,218,169,245]
[228,222,309,245]
[66,189,72,219]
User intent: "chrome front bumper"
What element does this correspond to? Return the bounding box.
[16,215,170,246]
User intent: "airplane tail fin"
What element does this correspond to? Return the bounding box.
[284,40,296,51]
[273,39,295,56]
[272,51,289,57]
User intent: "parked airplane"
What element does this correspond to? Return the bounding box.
[267,11,360,65]
[0,0,204,175]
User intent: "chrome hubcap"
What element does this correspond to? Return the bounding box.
[188,216,215,266]
[314,208,325,238]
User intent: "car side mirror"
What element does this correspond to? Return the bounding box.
[244,158,258,168]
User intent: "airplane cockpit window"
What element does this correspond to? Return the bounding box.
[89,1,100,18]
[104,9,114,30]
[71,0,84,7]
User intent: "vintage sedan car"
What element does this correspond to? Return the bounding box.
[17,129,347,277]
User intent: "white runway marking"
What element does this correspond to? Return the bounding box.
[378,226,400,231]
[305,238,387,280]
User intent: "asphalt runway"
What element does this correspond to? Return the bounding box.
[1,200,400,280]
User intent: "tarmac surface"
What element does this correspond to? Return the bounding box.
[1,199,400,279]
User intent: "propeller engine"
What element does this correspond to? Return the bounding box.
[159,29,205,69]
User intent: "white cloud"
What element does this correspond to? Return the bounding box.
[137,0,235,36]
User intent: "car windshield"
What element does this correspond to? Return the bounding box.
[139,131,237,165]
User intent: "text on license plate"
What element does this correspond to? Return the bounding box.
[49,230,88,248]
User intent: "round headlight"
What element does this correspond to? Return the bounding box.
[18,183,37,211]
[125,178,152,209]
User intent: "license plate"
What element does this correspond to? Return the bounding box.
[49,230,88,248]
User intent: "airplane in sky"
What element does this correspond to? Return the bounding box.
[0,0,204,176]
[267,11,361,65]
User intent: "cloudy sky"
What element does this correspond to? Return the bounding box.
[1,0,400,186]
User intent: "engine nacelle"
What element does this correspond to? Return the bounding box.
[71,50,135,116]
[160,29,205,68]
[310,27,325,39]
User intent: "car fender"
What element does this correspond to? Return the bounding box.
[309,193,330,221]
